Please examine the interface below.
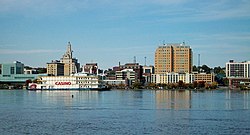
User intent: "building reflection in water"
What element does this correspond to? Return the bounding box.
[34,90,100,107]
[156,90,191,110]
[225,90,249,110]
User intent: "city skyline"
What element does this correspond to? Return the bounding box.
[0,0,250,69]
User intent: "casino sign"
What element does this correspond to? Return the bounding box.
[55,82,72,85]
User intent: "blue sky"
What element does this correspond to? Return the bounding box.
[0,0,250,69]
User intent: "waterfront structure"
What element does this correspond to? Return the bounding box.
[116,69,135,80]
[102,80,126,86]
[24,68,37,74]
[155,43,192,74]
[0,61,39,85]
[29,73,99,90]
[143,65,155,83]
[0,61,24,75]
[119,63,143,82]
[194,73,215,84]
[226,60,250,88]
[226,60,250,78]
[116,69,135,86]
[83,63,98,74]
[151,73,194,84]
[47,60,64,76]
[47,42,80,76]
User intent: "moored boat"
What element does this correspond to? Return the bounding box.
[27,73,111,91]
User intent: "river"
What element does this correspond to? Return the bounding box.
[0,89,249,135]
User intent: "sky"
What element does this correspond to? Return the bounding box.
[0,0,250,69]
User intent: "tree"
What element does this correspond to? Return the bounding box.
[178,81,187,89]
[132,82,143,89]
[213,66,226,74]
[37,68,47,74]
[193,65,198,72]
[118,83,126,89]
[198,81,205,88]
[193,81,198,88]
[146,83,157,89]
[201,65,211,73]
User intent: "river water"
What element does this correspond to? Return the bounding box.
[0,89,249,135]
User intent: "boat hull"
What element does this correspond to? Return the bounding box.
[27,87,111,91]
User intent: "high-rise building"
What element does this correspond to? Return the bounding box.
[226,60,250,78]
[60,42,80,76]
[47,60,64,76]
[226,60,250,88]
[47,42,80,76]
[155,43,192,74]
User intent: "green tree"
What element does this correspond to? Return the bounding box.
[193,81,198,88]
[198,81,205,88]
[193,65,198,72]
[132,82,143,89]
[201,65,211,73]
[37,68,47,74]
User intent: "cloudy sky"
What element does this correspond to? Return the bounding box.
[0,0,249,69]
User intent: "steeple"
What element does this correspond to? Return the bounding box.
[63,42,73,59]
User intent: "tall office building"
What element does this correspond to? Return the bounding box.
[60,42,80,76]
[155,43,192,74]
[47,42,80,76]
[226,60,250,78]
[47,60,64,76]
[226,60,250,88]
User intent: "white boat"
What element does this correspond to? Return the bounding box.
[27,73,110,91]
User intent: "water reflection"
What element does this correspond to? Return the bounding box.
[28,90,100,108]
[1,90,250,134]
[225,90,250,110]
[156,90,191,110]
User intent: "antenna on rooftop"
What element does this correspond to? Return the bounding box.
[144,57,147,66]
[133,56,136,63]
[198,54,200,67]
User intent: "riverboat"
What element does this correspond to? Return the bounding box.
[27,73,110,91]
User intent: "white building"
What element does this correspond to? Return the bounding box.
[151,73,194,84]
[102,80,126,85]
[143,65,154,83]
[116,69,135,80]
[226,60,250,78]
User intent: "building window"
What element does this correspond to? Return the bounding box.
[11,67,15,74]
